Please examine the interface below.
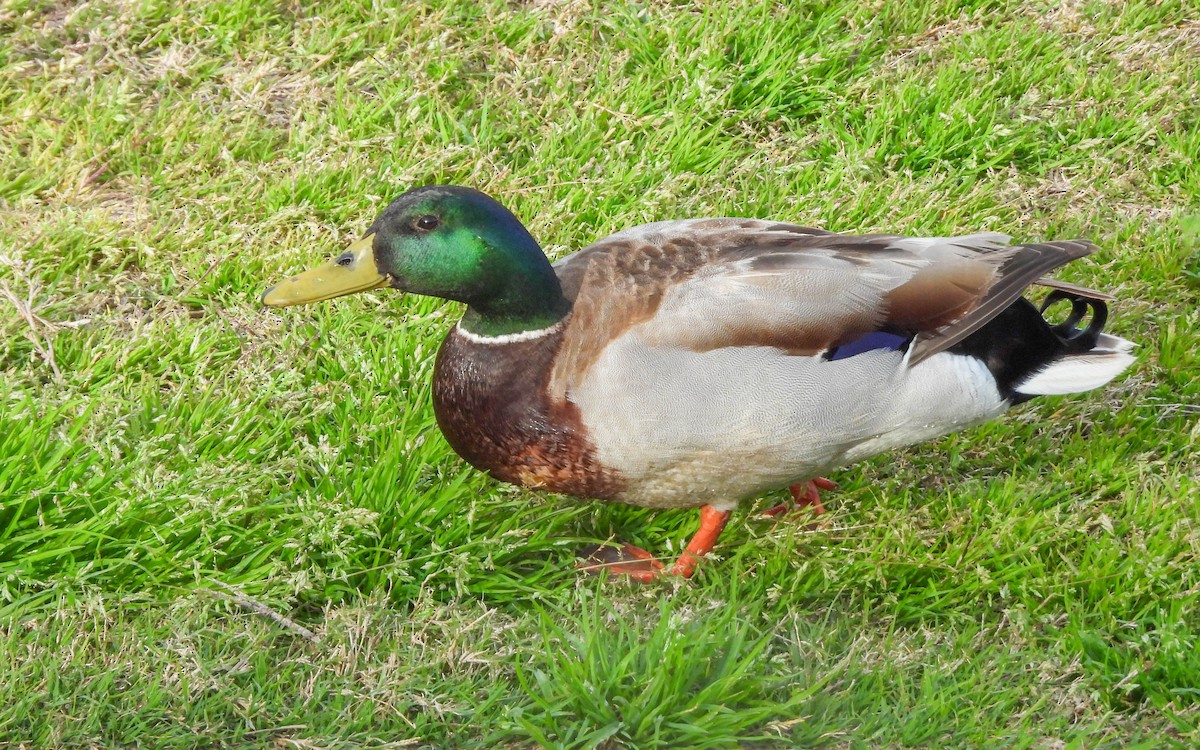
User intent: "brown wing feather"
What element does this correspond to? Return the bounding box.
[905,240,1098,364]
[1032,275,1115,301]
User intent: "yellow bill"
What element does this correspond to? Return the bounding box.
[261,234,388,307]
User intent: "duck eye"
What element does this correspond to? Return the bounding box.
[335,252,354,267]
[415,214,440,231]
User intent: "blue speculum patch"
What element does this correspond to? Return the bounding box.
[827,331,910,361]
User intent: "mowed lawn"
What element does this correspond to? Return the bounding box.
[1,0,1198,747]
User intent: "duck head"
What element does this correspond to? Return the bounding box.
[262,185,569,336]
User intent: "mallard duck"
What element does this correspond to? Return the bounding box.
[262,185,1135,582]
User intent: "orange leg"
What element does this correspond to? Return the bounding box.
[579,504,732,582]
[669,505,731,579]
[762,477,838,517]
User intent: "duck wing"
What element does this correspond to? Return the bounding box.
[549,219,1097,397]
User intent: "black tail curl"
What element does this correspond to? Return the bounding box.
[1039,291,1108,352]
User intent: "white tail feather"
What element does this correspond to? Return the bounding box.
[1014,336,1136,396]
[1094,332,1136,353]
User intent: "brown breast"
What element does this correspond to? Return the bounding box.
[430,324,625,500]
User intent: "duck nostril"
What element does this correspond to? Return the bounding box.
[336,253,353,267]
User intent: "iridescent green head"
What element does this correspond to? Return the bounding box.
[262,186,569,336]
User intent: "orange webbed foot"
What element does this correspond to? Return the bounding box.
[762,477,838,518]
[577,505,732,583]
[578,542,665,583]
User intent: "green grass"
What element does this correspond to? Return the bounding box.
[1,0,1198,746]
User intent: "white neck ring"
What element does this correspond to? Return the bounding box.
[454,318,566,345]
